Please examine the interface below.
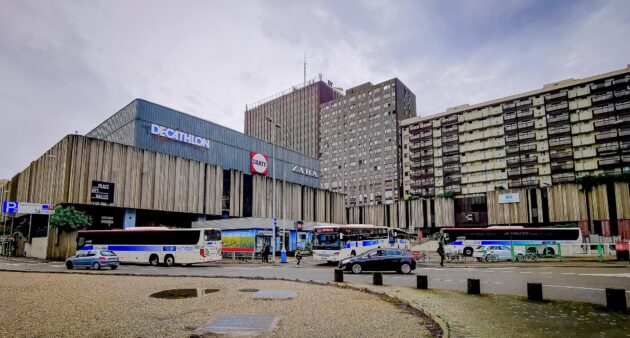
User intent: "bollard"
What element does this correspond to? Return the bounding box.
[417,275,428,290]
[527,283,543,301]
[467,278,480,295]
[373,272,383,285]
[334,269,344,283]
[605,288,627,311]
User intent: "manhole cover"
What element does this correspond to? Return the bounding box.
[201,315,276,334]
[150,289,198,299]
[204,289,220,294]
[253,290,296,300]
[239,288,259,293]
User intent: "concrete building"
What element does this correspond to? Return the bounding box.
[320,78,417,207]
[398,65,630,236]
[244,77,343,159]
[1,99,346,260]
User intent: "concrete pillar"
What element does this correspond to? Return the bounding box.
[605,288,627,311]
[417,275,428,289]
[527,283,543,301]
[334,269,344,283]
[123,209,136,229]
[467,279,480,294]
[373,272,383,285]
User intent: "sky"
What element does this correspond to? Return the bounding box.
[1,0,629,178]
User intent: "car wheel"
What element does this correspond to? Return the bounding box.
[463,247,473,256]
[149,254,159,266]
[65,262,74,270]
[92,262,101,270]
[351,263,362,274]
[164,255,175,267]
[399,263,412,274]
[110,265,118,270]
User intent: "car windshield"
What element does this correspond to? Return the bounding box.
[101,250,116,256]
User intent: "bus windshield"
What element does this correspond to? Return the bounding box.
[313,233,341,250]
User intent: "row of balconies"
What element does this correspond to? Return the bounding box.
[552,174,576,184]
[547,125,571,136]
[591,81,613,92]
[550,150,573,160]
[547,112,569,125]
[549,137,572,147]
[442,124,458,134]
[516,99,533,108]
[443,145,459,154]
[544,90,568,102]
[614,76,630,86]
[442,134,459,144]
[546,101,569,112]
[441,115,458,125]
[592,92,614,104]
[443,155,460,164]
[594,117,622,130]
[551,162,573,173]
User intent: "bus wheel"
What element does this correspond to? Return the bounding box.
[544,247,555,256]
[463,247,473,256]
[164,255,175,267]
[149,254,159,266]
[350,250,356,257]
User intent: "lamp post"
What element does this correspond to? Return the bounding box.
[46,154,56,258]
[265,116,281,263]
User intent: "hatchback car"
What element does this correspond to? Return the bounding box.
[66,250,119,270]
[473,245,523,261]
[339,248,416,274]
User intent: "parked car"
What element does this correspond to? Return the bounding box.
[339,248,416,274]
[473,245,523,262]
[66,250,119,270]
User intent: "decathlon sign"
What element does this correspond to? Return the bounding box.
[150,123,210,149]
[250,152,268,176]
[292,165,319,178]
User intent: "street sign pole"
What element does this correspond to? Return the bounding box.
[28,213,33,244]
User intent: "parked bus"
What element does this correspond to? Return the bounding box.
[76,227,222,266]
[312,224,411,262]
[441,226,582,257]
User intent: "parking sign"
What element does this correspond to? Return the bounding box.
[2,201,18,214]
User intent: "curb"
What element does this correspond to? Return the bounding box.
[0,268,448,338]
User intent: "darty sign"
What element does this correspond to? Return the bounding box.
[150,124,210,149]
[250,152,268,176]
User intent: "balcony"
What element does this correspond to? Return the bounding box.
[590,81,613,93]
[550,150,573,160]
[409,134,421,144]
[551,163,574,173]
[518,132,536,141]
[595,130,618,142]
[442,125,458,134]
[591,92,614,104]
[409,124,422,134]
[597,144,619,155]
[506,145,520,154]
[616,101,630,113]
[410,182,423,190]
[519,143,537,152]
[613,76,630,86]
[516,99,533,108]
[443,145,459,154]
[503,102,516,112]
[507,168,521,177]
[506,134,519,143]
[517,109,534,120]
[593,104,616,117]
[505,123,518,133]
[518,120,535,129]
[419,131,433,140]
[520,155,538,164]
[409,143,422,152]
[545,91,568,102]
[410,170,424,180]
[507,157,520,166]
[552,174,576,184]
[594,118,620,130]
[509,179,522,188]
[521,179,540,187]
[420,178,435,186]
[410,162,422,170]
[444,176,461,185]
[599,156,621,167]
[441,115,459,125]
[615,89,630,99]
[420,159,434,167]
[443,155,460,164]
[504,112,517,121]
[410,153,422,161]
[521,166,538,175]
[620,128,630,138]
[549,137,572,147]
[419,121,433,130]
[444,186,461,193]
[442,134,459,144]
[548,125,571,136]
[547,113,569,125]
[443,165,459,174]
[546,101,569,112]
[621,141,630,152]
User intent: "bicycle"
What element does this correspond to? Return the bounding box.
[484,253,499,262]
[524,252,540,262]
[414,251,430,263]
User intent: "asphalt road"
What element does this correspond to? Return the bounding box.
[1,257,628,306]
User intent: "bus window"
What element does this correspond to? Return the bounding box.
[77,236,86,249]
[204,230,221,241]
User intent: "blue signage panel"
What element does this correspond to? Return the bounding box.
[2,201,17,214]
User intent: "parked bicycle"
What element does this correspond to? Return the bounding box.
[445,251,466,263]
[414,251,430,263]
[523,252,540,262]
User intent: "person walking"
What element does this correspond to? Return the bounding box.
[261,244,268,263]
[295,250,302,266]
[263,243,271,263]
[437,241,445,267]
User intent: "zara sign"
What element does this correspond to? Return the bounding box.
[292,165,319,178]
[250,152,268,176]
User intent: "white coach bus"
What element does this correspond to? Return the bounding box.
[76,227,222,266]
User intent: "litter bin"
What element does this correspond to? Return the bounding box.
[615,241,629,261]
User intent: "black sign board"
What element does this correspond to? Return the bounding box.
[91,181,115,203]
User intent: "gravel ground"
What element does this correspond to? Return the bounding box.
[0,272,431,338]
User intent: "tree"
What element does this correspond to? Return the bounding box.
[49,205,92,258]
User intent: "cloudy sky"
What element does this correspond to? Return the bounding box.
[1,0,629,178]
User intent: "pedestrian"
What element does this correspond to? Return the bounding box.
[263,244,271,263]
[437,241,445,267]
[261,244,268,263]
[295,250,302,266]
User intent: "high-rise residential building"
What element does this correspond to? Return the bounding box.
[244,77,343,159]
[320,78,417,207]
[401,65,630,199]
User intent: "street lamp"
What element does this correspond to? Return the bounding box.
[46,154,56,257]
[265,116,281,263]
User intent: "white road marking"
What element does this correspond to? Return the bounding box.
[520,272,533,274]
[543,284,630,293]
[539,272,552,275]
[561,273,576,275]
[578,273,630,278]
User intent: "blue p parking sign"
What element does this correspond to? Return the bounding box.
[2,201,18,214]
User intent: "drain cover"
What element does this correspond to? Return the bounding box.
[253,290,296,300]
[150,289,198,299]
[202,315,276,334]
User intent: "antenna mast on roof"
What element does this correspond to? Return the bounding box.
[303,53,307,84]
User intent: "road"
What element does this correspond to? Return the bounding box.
[1,257,628,305]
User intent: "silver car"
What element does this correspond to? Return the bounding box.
[66,250,120,270]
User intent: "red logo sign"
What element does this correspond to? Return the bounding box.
[250,152,268,176]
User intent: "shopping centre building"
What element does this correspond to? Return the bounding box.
[1,99,346,259]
